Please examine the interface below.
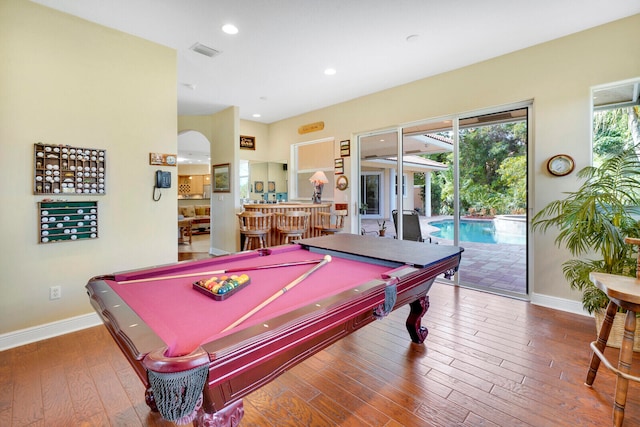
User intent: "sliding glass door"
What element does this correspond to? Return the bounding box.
[455,108,528,296]
[358,103,530,297]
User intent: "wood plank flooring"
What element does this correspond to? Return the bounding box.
[2,282,640,426]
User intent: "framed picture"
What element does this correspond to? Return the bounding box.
[149,152,177,166]
[268,181,276,193]
[254,181,264,193]
[212,163,230,193]
[340,139,350,157]
[240,135,256,150]
[334,158,344,174]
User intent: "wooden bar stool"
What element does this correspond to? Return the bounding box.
[315,210,347,235]
[275,211,310,244]
[586,237,640,426]
[178,218,193,244]
[237,211,272,251]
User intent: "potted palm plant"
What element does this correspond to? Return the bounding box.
[531,147,640,345]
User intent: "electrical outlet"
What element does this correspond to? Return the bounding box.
[49,286,61,300]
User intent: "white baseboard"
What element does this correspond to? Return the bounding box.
[0,312,102,351]
[530,292,591,317]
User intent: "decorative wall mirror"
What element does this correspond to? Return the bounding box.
[336,175,348,191]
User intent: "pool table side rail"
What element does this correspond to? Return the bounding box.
[197,254,461,413]
[87,278,167,384]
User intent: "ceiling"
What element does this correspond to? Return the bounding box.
[31,0,640,125]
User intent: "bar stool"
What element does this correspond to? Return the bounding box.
[315,210,347,235]
[237,211,272,251]
[178,217,193,244]
[275,211,310,244]
[585,237,640,426]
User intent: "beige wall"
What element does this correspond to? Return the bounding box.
[268,14,640,310]
[0,0,177,335]
[239,120,273,162]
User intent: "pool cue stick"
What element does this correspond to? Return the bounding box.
[222,255,332,332]
[119,258,327,284]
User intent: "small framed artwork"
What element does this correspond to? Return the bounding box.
[334,158,344,174]
[212,163,231,193]
[254,181,264,193]
[268,181,276,193]
[240,135,256,150]
[340,140,350,157]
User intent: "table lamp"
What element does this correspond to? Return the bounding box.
[309,171,329,204]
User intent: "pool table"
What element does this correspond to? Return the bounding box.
[86,234,463,426]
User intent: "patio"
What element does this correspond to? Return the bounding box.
[361,216,527,295]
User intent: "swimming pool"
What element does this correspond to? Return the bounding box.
[429,219,526,245]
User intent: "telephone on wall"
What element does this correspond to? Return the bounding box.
[156,170,171,188]
[153,170,171,201]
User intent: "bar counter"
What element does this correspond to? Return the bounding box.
[243,203,331,246]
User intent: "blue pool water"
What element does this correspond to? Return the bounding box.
[429,219,525,245]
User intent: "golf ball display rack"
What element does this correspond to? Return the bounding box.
[38,201,99,244]
[34,142,106,195]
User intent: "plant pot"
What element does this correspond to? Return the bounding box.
[378,230,386,237]
[594,309,640,352]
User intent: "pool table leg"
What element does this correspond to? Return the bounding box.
[145,385,244,426]
[193,399,244,427]
[406,295,430,343]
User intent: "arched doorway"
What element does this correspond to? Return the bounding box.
[177,130,211,259]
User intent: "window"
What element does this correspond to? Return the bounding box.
[290,138,335,201]
[394,174,407,198]
[239,160,249,199]
[592,79,640,165]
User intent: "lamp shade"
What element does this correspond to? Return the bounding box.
[309,170,329,184]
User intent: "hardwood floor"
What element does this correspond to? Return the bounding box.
[2,282,640,426]
[178,233,212,262]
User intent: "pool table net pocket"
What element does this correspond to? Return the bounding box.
[147,363,208,424]
[373,282,398,319]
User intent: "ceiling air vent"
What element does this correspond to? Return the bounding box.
[190,42,221,58]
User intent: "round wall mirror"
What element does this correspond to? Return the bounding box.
[336,175,348,191]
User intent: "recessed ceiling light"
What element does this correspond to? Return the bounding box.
[222,24,238,35]
[252,113,261,118]
[406,34,419,43]
[324,68,336,76]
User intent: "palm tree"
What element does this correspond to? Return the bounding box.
[531,146,640,313]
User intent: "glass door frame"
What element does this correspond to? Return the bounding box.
[355,100,532,297]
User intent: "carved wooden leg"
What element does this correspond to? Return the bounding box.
[585,300,618,386]
[194,399,244,427]
[612,309,637,426]
[406,296,430,343]
[145,387,158,412]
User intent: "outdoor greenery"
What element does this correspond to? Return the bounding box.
[422,121,528,216]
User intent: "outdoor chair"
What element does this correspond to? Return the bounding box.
[391,209,431,243]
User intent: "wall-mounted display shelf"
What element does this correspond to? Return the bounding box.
[34,142,106,195]
[38,200,99,244]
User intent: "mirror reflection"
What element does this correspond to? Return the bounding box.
[240,160,288,204]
